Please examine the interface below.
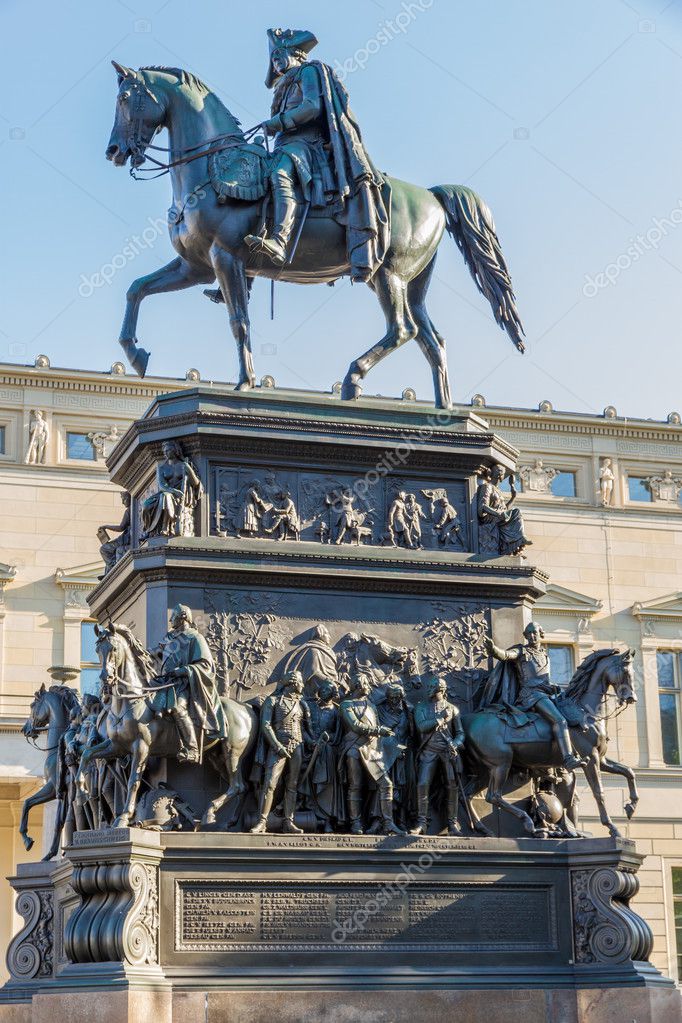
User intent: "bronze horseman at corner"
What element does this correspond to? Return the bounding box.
[106,29,525,407]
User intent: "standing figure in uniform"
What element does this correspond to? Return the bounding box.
[481,622,583,771]
[150,605,226,765]
[251,670,309,834]
[411,678,466,836]
[339,675,403,835]
[301,680,344,831]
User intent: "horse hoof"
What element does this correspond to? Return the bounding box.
[112,816,130,829]
[235,379,255,392]
[131,347,150,378]
[624,802,637,820]
[341,375,362,401]
[23,836,34,852]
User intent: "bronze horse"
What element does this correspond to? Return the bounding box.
[106,64,524,408]
[464,649,639,838]
[76,623,257,829]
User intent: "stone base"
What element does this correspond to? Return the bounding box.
[1,984,680,1023]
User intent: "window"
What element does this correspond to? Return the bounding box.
[628,476,652,503]
[0,425,5,455]
[547,644,575,686]
[657,651,682,765]
[673,869,682,979]
[550,471,577,498]
[80,620,100,696]
[67,432,96,461]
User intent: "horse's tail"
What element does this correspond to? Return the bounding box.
[430,184,525,353]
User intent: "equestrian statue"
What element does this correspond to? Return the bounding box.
[106,28,525,409]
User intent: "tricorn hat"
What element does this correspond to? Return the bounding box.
[266,27,318,87]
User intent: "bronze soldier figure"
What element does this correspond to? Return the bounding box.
[482,622,584,771]
[151,605,226,764]
[251,669,309,834]
[240,27,389,282]
[411,678,466,836]
[300,680,345,831]
[339,674,404,835]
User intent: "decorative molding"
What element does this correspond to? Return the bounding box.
[571,867,652,965]
[632,591,682,623]
[0,561,17,608]
[6,889,54,982]
[536,583,602,620]
[55,562,102,611]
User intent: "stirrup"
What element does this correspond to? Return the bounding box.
[244,233,286,265]
[562,753,584,771]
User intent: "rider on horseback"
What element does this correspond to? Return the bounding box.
[208,28,389,286]
[482,622,584,771]
[151,604,227,764]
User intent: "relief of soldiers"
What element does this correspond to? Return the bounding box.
[477,464,531,557]
[300,680,345,832]
[339,674,404,835]
[422,489,464,547]
[234,28,389,283]
[411,678,465,836]
[481,622,583,771]
[98,491,131,575]
[150,604,227,765]
[250,669,309,834]
[405,492,426,549]
[141,440,202,539]
[331,490,372,545]
[387,491,414,548]
[238,480,269,537]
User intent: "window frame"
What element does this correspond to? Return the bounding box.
[80,619,100,697]
[657,650,682,766]
[546,642,575,688]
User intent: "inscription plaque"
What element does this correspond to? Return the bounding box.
[175,879,556,953]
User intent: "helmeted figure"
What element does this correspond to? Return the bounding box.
[411,677,465,835]
[339,674,403,835]
[481,622,583,771]
[241,28,389,284]
[150,604,226,764]
[251,669,309,834]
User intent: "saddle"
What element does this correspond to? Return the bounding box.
[484,696,587,744]
[209,142,270,203]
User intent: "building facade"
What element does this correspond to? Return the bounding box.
[0,361,682,979]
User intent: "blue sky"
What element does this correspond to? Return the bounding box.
[2,0,681,417]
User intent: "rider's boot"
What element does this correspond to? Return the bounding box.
[380,791,404,836]
[348,794,364,835]
[173,708,200,764]
[410,787,429,834]
[555,722,584,771]
[447,787,462,836]
[244,170,297,265]
[281,787,303,834]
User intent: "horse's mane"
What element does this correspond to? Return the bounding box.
[139,66,242,129]
[110,623,156,682]
[564,649,619,700]
[48,684,81,713]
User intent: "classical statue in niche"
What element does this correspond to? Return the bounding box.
[477,464,531,557]
[519,458,559,494]
[25,409,49,465]
[598,457,615,506]
[645,469,682,504]
[339,674,404,835]
[141,440,202,539]
[411,677,466,836]
[250,670,308,834]
[98,491,131,574]
[422,488,465,547]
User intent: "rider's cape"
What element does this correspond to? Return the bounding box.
[477,656,532,728]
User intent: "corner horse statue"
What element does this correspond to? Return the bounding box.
[464,646,639,838]
[76,622,257,829]
[106,28,525,409]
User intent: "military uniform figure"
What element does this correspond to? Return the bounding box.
[301,680,344,831]
[339,675,404,835]
[411,678,465,836]
[251,670,309,834]
[483,622,583,771]
[241,28,389,283]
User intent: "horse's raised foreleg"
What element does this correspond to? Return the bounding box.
[486,762,536,834]
[582,754,621,838]
[19,781,56,853]
[119,257,214,377]
[341,269,416,400]
[600,756,639,820]
[209,246,255,391]
[114,740,149,828]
